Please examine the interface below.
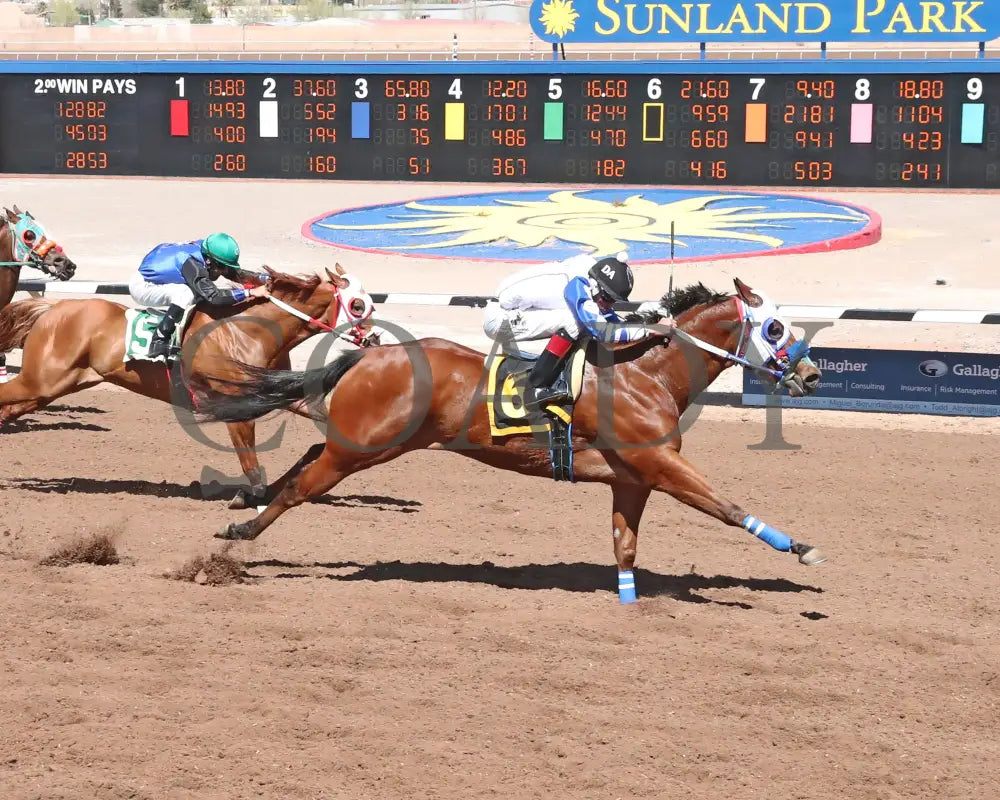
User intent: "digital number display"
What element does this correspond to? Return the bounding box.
[3,68,1000,186]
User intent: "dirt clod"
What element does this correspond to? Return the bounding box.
[165,552,245,586]
[39,533,120,567]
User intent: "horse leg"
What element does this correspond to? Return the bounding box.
[610,483,651,604]
[225,421,268,510]
[226,353,306,510]
[644,448,826,566]
[217,443,407,541]
[259,441,326,503]
[0,369,101,426]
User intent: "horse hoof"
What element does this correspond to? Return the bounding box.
[228,492,248,511]
[215,523,252,541]
[798,546,827,566]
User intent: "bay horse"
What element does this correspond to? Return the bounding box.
[0,206,77,382]
[0,263,377,509]
[193,277,826,603]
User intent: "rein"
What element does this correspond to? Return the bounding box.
[662,299,812,391]
[670,327,785,379]
[266,293,367,345]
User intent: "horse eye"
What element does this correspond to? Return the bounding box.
[350,298,366,315]
[765,320,784,341]
[22,230,36,244]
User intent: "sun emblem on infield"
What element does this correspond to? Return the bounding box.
[538,0,579,38]
[314,190,864,254]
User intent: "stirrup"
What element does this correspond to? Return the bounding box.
[148,337,172,359]
[526,383,569,411]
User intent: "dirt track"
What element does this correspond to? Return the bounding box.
[0,171,998,797]
[1,385,996,800]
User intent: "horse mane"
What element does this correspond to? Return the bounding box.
[661,282,731,316]
[267,270,321,292]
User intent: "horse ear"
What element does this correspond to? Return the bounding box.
[3,208,15,222]
[325,266,348,287]
[334,262,346,276]
[11,204,21,215]
[262,264,276,277]
[733,277,763,308]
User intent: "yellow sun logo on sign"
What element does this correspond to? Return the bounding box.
[538,0,579,38]
[316,190,863,253]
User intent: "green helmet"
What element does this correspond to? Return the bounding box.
[201,232,240,269]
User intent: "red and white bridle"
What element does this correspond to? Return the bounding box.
[265,272,376,346]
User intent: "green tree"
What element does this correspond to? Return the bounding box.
[135,0,161,14]
[294,0,333,21]
[188,0,211,21]
[217,0,234,17]
[49,0,81,25]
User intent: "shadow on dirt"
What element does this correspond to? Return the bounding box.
[0,420,110,433]
[0,403,111,434]
[0,476,421,513]
[42,405,109,415]
[244,558,824,606]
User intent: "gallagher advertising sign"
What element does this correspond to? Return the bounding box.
[743,347,1000,417]
[530,0,1000,44]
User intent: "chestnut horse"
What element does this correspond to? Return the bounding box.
[194,278,826,603]
[0,206,77,382]
[0,263,377,509]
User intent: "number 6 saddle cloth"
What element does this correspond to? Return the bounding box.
[484,344,588,438]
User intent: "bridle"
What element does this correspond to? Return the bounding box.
[1,214,66,273]
[659,296,812,392]
[265,280,375,346]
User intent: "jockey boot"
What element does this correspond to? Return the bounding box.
[148,304,184,359]
[524,329,575,411]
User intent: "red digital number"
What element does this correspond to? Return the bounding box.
[793,161,833,181]
[408,156,431,175]
[492,157,527,177]
[63,151,108,170]
[293,79,337,97]
[691,129,728,149]
[213,154,246,172]
[309,155,337,174]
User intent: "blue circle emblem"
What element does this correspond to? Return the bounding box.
[303,188,880,263]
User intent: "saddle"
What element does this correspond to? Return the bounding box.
[122,305,198,364]
[484,344,588,482]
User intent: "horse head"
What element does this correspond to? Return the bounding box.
[730,277,821,397]
[261,263,378,346]
[659,278,821,398]
[3,205,76,281]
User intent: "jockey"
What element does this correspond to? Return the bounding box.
[128,232,269,359]
[483,252,676,410]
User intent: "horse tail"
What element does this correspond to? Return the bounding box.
[0,298,53,352]
[194,348,367,423]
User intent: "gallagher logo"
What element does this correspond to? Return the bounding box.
[918,359,949,378]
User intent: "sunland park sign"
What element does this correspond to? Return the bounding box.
[530,0,1000,43]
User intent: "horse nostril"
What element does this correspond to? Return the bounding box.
[804,372,820,387]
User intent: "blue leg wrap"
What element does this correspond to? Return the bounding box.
[617,570,637,604]
[742,515,793,552]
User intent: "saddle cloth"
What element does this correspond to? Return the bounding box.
[484,345,587,438]
[123,305,198,364]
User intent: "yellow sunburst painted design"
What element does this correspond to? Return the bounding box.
[316,190,864,253]
[538,0,579,39]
